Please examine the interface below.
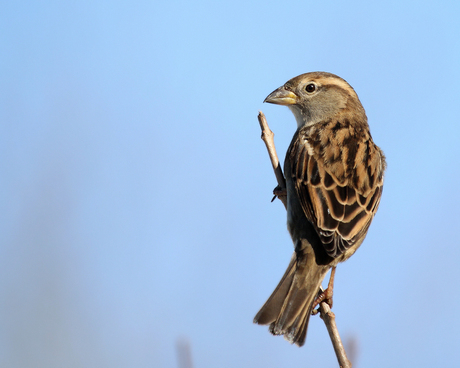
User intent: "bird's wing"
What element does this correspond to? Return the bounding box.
[288,123,385,258]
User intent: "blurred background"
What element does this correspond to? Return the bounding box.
[1,1,460,367]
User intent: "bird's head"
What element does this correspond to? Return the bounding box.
[264,72,366,129]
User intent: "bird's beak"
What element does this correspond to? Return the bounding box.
[264,86,298,105]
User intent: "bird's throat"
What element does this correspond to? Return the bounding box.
[288,106,312,129]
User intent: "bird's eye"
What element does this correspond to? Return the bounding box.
[305,83,316,93]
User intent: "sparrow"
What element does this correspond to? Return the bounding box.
[254,72,386,347]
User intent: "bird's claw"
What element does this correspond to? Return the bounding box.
[311,287,334,312]
[271,185,287,202]
[311,266,336,314]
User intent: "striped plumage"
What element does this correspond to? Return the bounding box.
[289,117,384,258]
[254,72,386,346]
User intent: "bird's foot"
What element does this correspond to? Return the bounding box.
[311,286,334,314]
[311,267,336,315]
[271,185,287,202]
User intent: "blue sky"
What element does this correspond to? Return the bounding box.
[1,1,460,367]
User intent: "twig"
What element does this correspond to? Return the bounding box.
[319,302,352,368]
[257,111,351,368]
[257,111,287,209]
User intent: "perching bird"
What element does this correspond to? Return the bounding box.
[254,72,386,347]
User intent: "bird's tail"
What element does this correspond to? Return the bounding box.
[254,246,329,347]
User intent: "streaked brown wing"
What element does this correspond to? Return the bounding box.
[289,124,385,258]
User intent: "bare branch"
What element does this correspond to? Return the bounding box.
[257,111,351,367]
[319,302,352,368]
[258,111,287,209]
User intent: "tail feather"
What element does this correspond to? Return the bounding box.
[253,254,296,325]
[254,247,329,347]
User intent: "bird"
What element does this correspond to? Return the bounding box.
[254,72,386,347]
